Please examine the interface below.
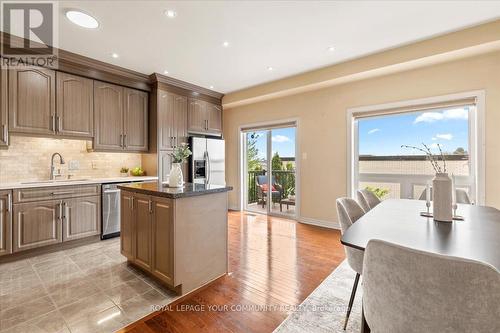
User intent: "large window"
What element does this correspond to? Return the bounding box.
[348,92,484,204]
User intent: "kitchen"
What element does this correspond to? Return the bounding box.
[0,25,230,332]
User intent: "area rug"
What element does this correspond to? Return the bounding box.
[274,260,363,333]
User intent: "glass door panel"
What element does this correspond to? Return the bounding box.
[244,130,268,214]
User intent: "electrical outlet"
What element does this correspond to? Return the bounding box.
[68,160,80,171]
[91,161,98,169]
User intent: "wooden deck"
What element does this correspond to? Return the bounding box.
[118,211,345,333]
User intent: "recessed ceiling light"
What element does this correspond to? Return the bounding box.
[65,10,99,29]
[222,41,229,47]
[327,46,335,52]
[267,66,274,71]
[163,70,169,75]
[111,53,119,59]
[164,9,177,18]
[209,85,214,89]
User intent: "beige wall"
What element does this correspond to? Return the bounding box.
[223,51,500,227]
[0,136,143,183]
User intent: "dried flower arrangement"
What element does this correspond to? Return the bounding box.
[401,143,447,173]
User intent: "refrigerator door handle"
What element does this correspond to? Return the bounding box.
[206,151,211,184]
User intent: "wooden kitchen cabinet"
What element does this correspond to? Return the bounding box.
[0,191,12,256]
[94,81,148,152]
[62,196,100,241]
[159,91,187,150]
[8,67,56,135]
[56,72,94,138]
[120,190,175,286]
[151,197,174,285]
[0,65,8,147]
[187,98,222,136]
[13,199,62,252]
[120,190,135,260]
[94,81,124,151]
[124,88,148,151]
[134,193,153,271]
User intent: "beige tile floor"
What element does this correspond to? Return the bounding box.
[0,238,179,333]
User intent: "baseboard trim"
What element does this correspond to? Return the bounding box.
[298,216,340,230]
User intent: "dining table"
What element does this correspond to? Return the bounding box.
[340,199,500,332]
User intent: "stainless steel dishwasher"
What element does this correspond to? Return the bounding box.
[102,183,122,239]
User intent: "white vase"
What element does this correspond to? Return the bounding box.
[433,172,453,222]
[169,163,184,188]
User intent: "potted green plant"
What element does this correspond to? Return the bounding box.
[169,143,192,187]
[120,167,129,177]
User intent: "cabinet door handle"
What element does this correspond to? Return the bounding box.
[6,193,11,212]
[57,115,62,133]
[119,134,123,147]
[123,134,127,148]
[148,200,152,214]
[63,201,67,220]
[2,124,7,143]
[51,115,56,132]
[58,201,63,221]
[51,191,74,196]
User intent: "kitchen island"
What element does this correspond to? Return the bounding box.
[118,182,232,295]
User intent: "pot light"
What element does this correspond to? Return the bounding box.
[164,9,177,18]
[222,41,229,47]
[111,53,119,59]
[209,85,214,89]
[267,66,274,71]
[65,10,99,29]
[327,46,335,52]
[163,70,169,75]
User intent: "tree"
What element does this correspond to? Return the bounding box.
[453,147,467,155]
[247,132,262,170]
[272,152,283,171]
[365,186,389,199]
[285,161,294,171]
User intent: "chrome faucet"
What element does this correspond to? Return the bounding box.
[50,153,65,180]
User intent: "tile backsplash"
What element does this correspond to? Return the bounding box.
[0,136,144,183]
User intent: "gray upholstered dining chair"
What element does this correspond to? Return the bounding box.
[357,189,381,212]
[336,198,366,330]
[363,239,500,333]
[418,187,471,204]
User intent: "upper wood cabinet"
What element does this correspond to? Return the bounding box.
[187,98,222,136]
[13,199,62,252]
[9,67,56,135]
[159,91,187,150]
[56,72,94,138]
[62,196,100,242]
[94,81,148,152]
[94,81,124,151]
[124,88,148,151]
[0,65,8,147]
[0,191,12,257]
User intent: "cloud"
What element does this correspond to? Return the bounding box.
[414,108,468,124]
[433,133,453,140]
[367,128,380,134]
[271,135,290,143]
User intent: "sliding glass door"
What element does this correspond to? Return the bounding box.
[243,125,297,217]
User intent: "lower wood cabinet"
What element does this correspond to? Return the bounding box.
[120,190,174,286]
[13,199,62,252]
[11,191,101,253]
[0,191,12,256]
[63,196,100,241]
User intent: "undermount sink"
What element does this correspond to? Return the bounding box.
[21,179,90,184]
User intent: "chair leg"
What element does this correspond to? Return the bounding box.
[343,273,360,330]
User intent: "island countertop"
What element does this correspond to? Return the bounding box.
[118,182,232,199]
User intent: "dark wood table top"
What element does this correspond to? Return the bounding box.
[341,199,500,271]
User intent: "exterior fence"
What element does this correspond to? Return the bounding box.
[247,170,296,204]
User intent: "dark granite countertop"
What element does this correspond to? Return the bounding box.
[118,182,232,199]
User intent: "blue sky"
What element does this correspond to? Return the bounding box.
[358,106,470,156]
[248,127,296,160]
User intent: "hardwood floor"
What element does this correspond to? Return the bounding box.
[119,211,345,333]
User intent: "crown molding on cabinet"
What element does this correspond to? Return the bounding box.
[150,73,223,104]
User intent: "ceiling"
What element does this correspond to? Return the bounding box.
[50,1,500,92]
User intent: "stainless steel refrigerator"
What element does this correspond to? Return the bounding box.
[190,137,225,185]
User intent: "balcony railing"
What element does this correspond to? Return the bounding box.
[247,170,295,204]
